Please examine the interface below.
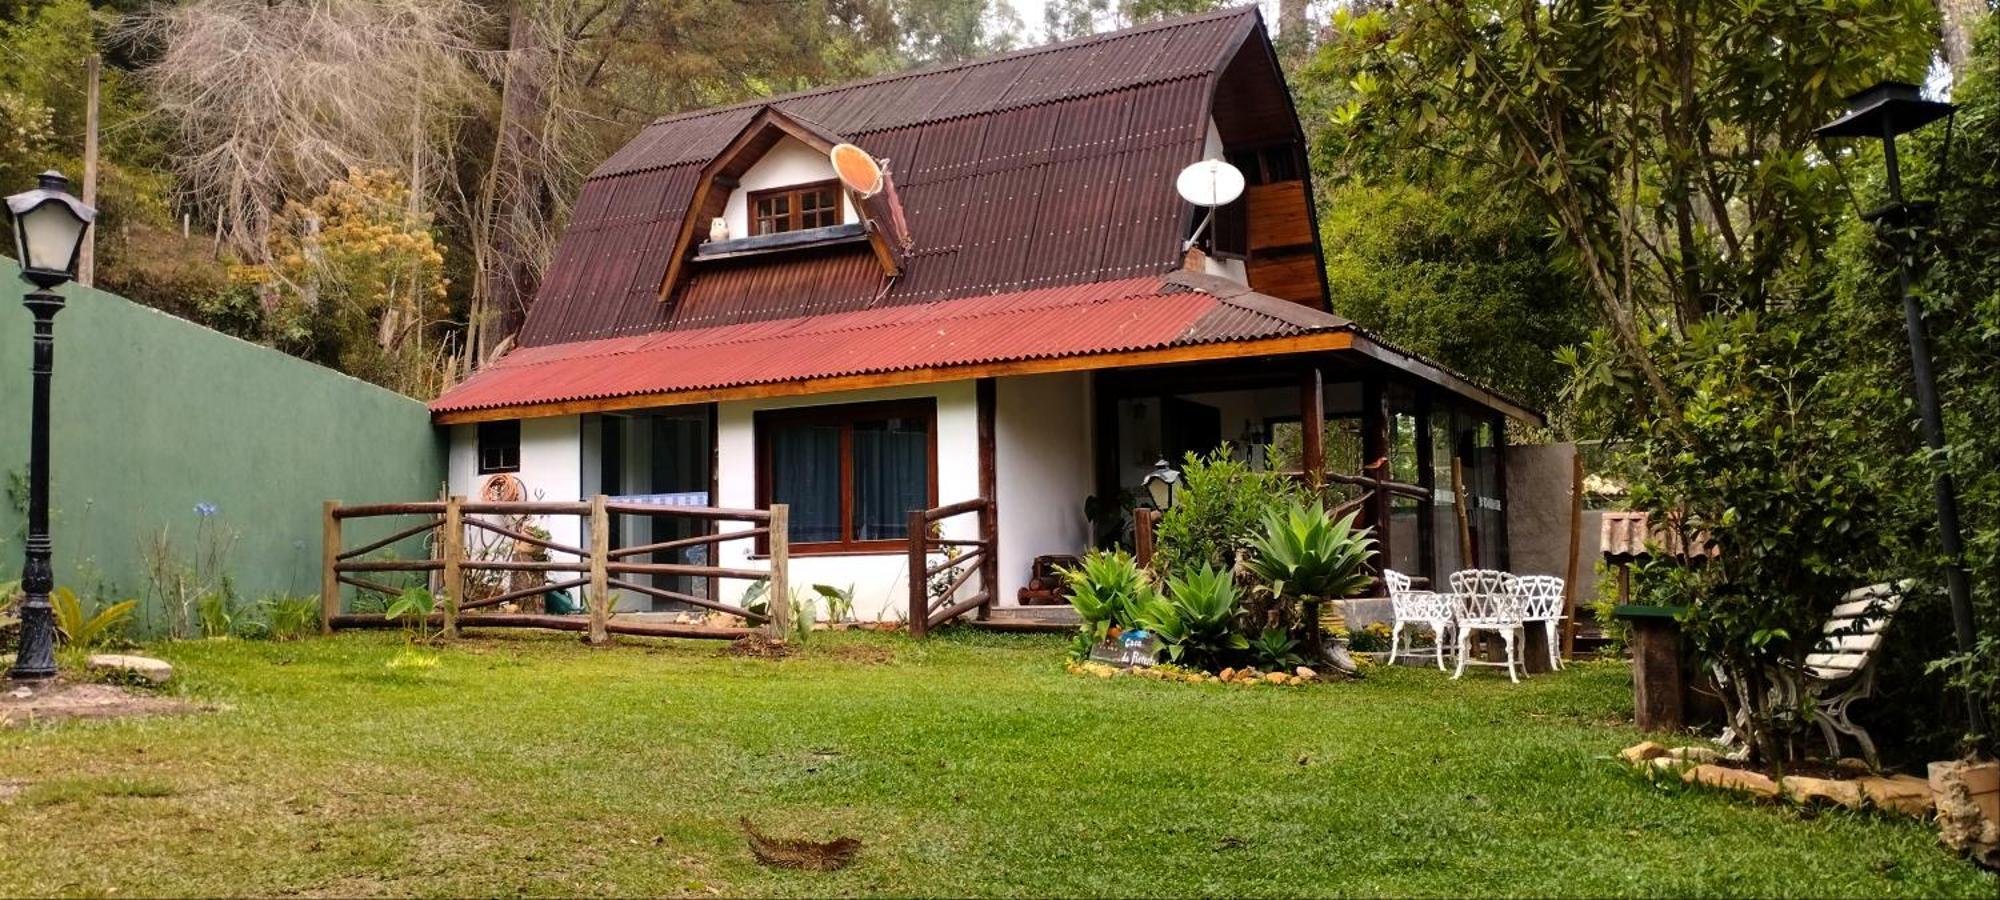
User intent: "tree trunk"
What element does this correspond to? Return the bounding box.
[1938,0,1987,80]
[1276,0,1310,62]
[473,0,555,364]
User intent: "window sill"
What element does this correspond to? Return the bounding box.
[695,223,869,261]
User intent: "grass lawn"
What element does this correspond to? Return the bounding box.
[1,630,1992,897]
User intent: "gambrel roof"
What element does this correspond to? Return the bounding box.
[517,6,1272,346]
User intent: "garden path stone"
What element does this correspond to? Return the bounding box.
[86,654,174,684]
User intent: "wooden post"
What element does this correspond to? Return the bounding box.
[441,494,464,639]
[1451,456,1473,567]
[907,509,928,638]
[1561,446,1586,658]
[1299,366,1326,491]
[1135,507,1157,567]
[321,500,341,634]
[767,503,791,640]
[587,494,610,645]
[79,54,99,287]
[976,378,998,620]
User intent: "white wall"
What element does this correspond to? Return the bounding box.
[446,416,585,564]
[714,381,980,621]
[719,137,858,240]
[995,373,1095,605]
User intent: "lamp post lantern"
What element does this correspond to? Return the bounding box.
[1142,459,1181,511]
[5,171,94,682]
[1815,82,1989,750]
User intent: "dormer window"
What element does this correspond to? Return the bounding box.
[751,181,841,235]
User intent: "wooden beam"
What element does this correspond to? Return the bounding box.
[907,509,928,639]
[1342,333,1544,425]
[442,495,464,639]
[433,333,1360,424]
[1299,366,1325,490]
[767,503,791,640]
[976,378,997,620]
[1361,379,1391,577]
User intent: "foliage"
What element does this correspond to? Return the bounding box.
[258,594,321,642]
[383,586,438,644]
[51,586,137,649]
[1131,564,1248,669]
[1311,182,1593,411]
[1246,627,1304,670]
[812,583,855,624]
[1342,621,1394,654]
[1059,549,1155,648]
[139,505,238,640]
[1246,502,1377,604]
[1566,313,1903,764]
[1149,448,1299,579]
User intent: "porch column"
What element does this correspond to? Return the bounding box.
[1361,378,1391,577]
[1298,366,1325,489]
[976,377,998,619]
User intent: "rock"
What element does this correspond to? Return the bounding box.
[1218,668,1236,682]
[1664,746,1722,763]
[1835,757,1874,776]
[1930,760,2000,864]
[86,654,174,684]
[1620,741,1670,765]
[1650,757,1690,776]
[1782,775,1864,809]
[1264,672,1288,685]
[1856,774,1934,818]
[1295,666,1318,681]
[1683,763,1780,799]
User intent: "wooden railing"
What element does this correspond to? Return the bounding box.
[906,497,995,638]
[321,496,789,643]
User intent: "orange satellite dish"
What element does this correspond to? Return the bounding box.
[830,143,883,198]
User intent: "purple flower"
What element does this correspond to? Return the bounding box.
[194,502,219,518]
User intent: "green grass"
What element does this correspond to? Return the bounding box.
[0,630,1992,897]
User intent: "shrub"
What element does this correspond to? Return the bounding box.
[1247,627,1304,670]
[52,587,138,649]
[1243,501,1377,662]
[1060,550,1155,648]
[1134,564,1249,669]
[1151,449,1300,578]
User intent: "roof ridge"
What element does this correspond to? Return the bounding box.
[638,6,1260,131]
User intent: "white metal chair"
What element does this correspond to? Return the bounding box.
[1450,569,1524,683]
[1513,575,1567,672]
[1384,569,1453,671]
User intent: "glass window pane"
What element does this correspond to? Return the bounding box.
[851,415,929,541]
[769,422,842,543]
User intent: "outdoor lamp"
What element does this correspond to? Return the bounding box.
[1142,459,1181,510]
[5,171,93,682]
[7,171,94,289]
[1814,81,1989,749]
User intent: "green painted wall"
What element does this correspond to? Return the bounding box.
[0,263,443,631]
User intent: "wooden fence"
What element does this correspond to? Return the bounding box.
[906,497,995,638]
[321,496,788,642]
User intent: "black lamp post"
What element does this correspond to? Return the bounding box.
[1142,459,1181,511]
[1815,81,1990,750]
[5,171,94,682]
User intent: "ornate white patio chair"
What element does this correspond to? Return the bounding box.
[1384,569,1453,671]
[1513,575,1568,672]
[1450,569,1524,683]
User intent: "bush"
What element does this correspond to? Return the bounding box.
[1133,564,1249,669]
[1151,449,1300,579]
[1060,550,1155,650]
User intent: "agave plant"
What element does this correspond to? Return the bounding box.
[1060,550,1154,642]
[1135,563,1249,669]
[1247,627,1304,669]
[1247,502,1377,603]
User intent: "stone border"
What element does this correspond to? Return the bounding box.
[1065,660,1325,686]
[1619,741,1934,818]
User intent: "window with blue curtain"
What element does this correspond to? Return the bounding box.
[758,399,935,551]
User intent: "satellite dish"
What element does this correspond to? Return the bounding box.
[830,143,884,198]
[1175,159,1245,207]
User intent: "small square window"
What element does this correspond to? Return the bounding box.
[478,420,521,474]
[748,181,841,235]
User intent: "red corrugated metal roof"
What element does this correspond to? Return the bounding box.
[435,271,1353,415]
[517,8,1264,347]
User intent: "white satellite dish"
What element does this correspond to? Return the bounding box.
[1175,159,1245,208]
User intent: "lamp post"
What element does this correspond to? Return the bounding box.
[5,171,94,682]
[1815,82,1990,749]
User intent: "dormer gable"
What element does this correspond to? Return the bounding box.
[658,107,905,303]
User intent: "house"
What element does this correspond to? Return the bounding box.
[429,5,1540,623]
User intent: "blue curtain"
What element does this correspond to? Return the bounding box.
[852,416,928,541]
[770,423,842,543]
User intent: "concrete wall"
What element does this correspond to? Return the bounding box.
[0,266,444,632]
[995,373,1094,605]
[1503,442,1598,601]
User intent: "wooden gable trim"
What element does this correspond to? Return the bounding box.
[657,107,900,302]
[1342,332,1545,425]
